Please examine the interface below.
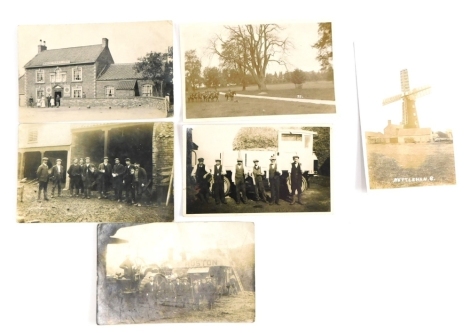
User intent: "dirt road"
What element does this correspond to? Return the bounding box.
[98,291,255,324]
[186,183,331,214]
[16,183,173,223]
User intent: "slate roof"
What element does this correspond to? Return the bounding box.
[97,64,144,81]
[24,44,105,68]
[116,80,137,90]
[19,75,25,94]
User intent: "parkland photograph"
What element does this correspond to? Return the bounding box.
[181,22,335,119]
[17,122,174,222]
[184,124,331,215]
[18,21,174,123]
[97,222,255,324]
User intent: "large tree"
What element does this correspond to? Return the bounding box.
[291,69,306,87]
[312,23,333,80]
[302,126,330,176]
[133,48,173,98]
[232,127,278,150]
[185,50,202,91]
[210,24,290,91]
[203,67,222,89]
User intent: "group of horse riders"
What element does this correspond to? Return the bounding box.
[187,89,237,103]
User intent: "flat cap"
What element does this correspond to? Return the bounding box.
[42,157,48,161]
[215,158,221,162]
[253,159,259,162]
[293,155,299,159]
[103,156,109,160]
[237,159,243,162]
[198,158,204,161]
[270,156,276,160]
[114,157,120,160]
[56,158,62,162]
[85,157,90,160]
[125,158,131,161]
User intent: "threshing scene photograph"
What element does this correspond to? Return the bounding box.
[18,21,173,123]
[355,27,458,190]
[97,222,255,324]
[185,124,331,215]
[17,122,174,222]
[181,22,335,119]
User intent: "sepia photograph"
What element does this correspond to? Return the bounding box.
[97,222,255,324]
[181,22,335,119]
[17,122,174,222]
[184,124,331,215]
[355,28,458,190]
[18,21,173,123]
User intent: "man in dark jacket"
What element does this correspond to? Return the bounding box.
[112,157,126,202]
[124,165,135,204]
[36,157,50,201]
[268,156,280,205]
[50,158,65,198]
[132,162,148,206]
[233,159,247,204]
[82,157,95,199]
[290,155,303,205]
[191,157,210,203]
[252,159,267,203]
[67,158,81,197]
[97,156,112,199]
[212,159,227,205]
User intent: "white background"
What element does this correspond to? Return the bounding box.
[3,1,470,332]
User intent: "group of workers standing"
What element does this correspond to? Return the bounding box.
[191,155,304,206]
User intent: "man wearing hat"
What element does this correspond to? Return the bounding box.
[112,158,126,202]
[81,157,95,199]
[252,159,267,203]
[213,159,227,205]
[123,158,133,200]
[97,156,112,199]
[67,158,81,197]
[78,157,85,196]
[191,157,211,203]
[233,158,247,204]
[268,156,280,205]
[50,158,65,198]
[124,164,136,204]
[290,155,303,205]
[132,162,148,206]
[36,157,50,201]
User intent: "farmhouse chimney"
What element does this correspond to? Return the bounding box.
[102,38,108,48]
[38,40,47,53]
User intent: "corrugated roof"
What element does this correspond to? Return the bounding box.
[116,80,137,90]
[24,44,105,68]
[97,64,144,80]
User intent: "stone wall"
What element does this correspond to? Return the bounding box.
[61,96,168,110]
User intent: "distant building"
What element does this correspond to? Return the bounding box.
[367,120,432,144]
[21,38,166,109]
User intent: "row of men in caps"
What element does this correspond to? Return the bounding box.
[191,155,303,205]
[36,156,148,205]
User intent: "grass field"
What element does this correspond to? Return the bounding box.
[185,81,336,119]
[366,142,456,189]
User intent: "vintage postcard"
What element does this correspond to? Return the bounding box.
[355,28,458,190]
[16,122,174,222]
[18,21,173,123]
[97,222,255,324]
[180,22,336,120]
[184,124,331,215]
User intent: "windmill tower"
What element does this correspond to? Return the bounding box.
[382,69,431,129]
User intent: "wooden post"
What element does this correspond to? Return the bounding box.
[165,165,174,206]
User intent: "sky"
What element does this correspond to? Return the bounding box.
[105,222,254,273]
[180,21,324,74]
[17,21,173,76]
[355,22,469,133]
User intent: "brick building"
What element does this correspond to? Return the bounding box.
[18,123,174,201]
[22,38,166,109]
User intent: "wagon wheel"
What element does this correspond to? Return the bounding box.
[286,175,309,193]
[223,177,231,196]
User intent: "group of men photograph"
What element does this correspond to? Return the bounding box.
[36,156,149,206]
[191,155,304,206]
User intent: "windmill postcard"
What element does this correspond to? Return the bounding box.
[355,26,460,190]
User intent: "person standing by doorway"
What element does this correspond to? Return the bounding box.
[51,158,64,198]
[55,94,60,107]
[36,157,49,202]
